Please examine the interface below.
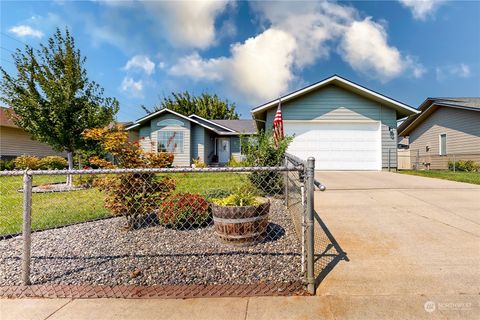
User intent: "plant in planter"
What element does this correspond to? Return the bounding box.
[159,193,210,228]
[211,189,270,246]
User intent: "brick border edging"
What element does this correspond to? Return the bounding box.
[0,282,309,299]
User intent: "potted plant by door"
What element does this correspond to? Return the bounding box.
[211,190,270,246]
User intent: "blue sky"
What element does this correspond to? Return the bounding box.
[1,1,479,121]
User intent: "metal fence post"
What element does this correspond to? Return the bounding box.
[453,154,456,172]
[416,149,420,171]
[306,157,315,294]
[284,156,289,208]
[388,149,391,171]
[22,170,33,285]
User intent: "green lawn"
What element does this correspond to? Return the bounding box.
[398,170,480,185]
[0,172,250,236]
[161,172,250,194]
[0,175,109,236]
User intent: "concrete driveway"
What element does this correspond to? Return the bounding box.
[313,171,480,319]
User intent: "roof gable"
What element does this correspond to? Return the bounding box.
[126,108,256,135]
[398,98,480,136]
[251,74,419,118]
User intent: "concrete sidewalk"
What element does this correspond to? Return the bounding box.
[2,295,478,320]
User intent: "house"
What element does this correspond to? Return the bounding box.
[126,108,256,166]
[0,107,66,160]
[397,98,480,170]
[251,75,419,171]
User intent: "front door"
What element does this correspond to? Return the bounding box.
[217,138,230,163]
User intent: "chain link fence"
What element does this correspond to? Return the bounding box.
[397,149,480,171]
[0,163,330,293]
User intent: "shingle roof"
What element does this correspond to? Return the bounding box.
[0,107,18,128]
[427,97,480,109]
[209,119,257,134]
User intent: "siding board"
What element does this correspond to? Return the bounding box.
[408,108,480,169]
[191,124,205,163]
[0,127,66,159]
[150,113,191,167]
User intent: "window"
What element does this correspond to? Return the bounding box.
[158,131,184,153]
[439,134,447,156]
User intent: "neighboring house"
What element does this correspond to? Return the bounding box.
[0,107,66,160]
[398,98,480,170]
[126,108,256,166]
[251,75,419,171]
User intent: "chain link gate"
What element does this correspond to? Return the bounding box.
[285,153,347,294]
[0,164,325,294]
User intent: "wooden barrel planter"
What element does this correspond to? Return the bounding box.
[211,200,270,246]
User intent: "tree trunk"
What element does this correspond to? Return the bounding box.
[66,151,73,187]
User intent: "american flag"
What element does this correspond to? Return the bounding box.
[273,98,284,147]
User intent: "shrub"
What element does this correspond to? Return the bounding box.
[241,131,292,194]
[0,159,15,171]
[192,157,207,168]
[212,192,259,207]
[38,156,68,170]
[83,126,175,229]
[448,160,479,172]
[159,193,209,228]
[14,155,40,170]
[227,156,245,167]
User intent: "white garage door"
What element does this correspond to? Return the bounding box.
[284,122,381,170]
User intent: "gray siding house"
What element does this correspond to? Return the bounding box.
[398,98,480,169]
[126,108,256,167]
[252,75,419,170]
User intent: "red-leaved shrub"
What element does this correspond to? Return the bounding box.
[159,193,209,228]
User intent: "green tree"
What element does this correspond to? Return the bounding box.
[0,28,119,185]
[143,91,239,119]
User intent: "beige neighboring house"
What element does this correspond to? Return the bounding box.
[0,107,66,160]
[398,98,480,170]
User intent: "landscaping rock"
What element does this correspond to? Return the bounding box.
[0,199,302,286]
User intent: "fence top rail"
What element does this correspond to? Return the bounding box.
[0,165,304,177]
[285,153,307,166]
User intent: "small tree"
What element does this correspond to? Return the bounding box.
[82,126,175,229]
[0,28,118,185]
[143,91,239,119]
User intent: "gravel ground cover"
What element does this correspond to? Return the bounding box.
[0,199,302,286]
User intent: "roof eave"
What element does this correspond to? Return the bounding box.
[399,102,480,136]
[251,75,419,117]
[188,115,236,132]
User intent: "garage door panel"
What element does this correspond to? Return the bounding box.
[284,122,381,170]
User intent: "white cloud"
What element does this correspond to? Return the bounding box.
[124,55,155,75]
[169,52,226,81]
[251,1,357,68]
[170,1,424,103]
[9,25,44,38]
[121,77,143,96]
[436,63,471,81]
[169,28,296,103]
[339,18,425,82]
[399,0,443,20]
[141,0,232,49]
